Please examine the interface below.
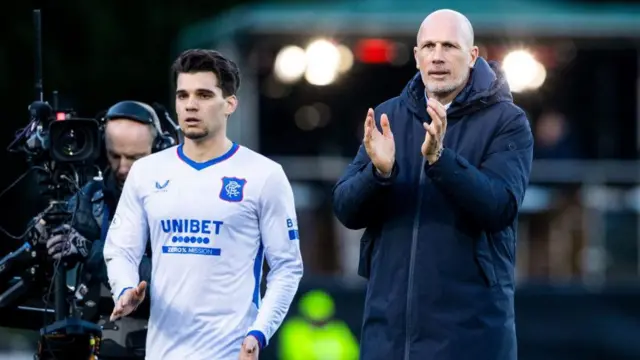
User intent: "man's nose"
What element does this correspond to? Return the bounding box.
[118,161,132,176]
[118,167,129,177]
[431,44,445,63]
[186,97,199,111]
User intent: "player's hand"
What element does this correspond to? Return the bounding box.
[110,281,147,322]
[363,108,395,176]
[239,335,260,359]
[422,99,448,164]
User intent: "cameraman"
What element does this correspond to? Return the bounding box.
[35,100,175,359]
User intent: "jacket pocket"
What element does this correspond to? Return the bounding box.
[358,227,376,279]
[474,233,498,287]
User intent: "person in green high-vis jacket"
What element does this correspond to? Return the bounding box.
[278,289,359,360]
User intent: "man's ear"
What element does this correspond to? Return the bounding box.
[225,95,238,116]
[469,46,479,68]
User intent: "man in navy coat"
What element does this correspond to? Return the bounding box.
[332,9,534,360]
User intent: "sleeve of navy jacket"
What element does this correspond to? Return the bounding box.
[427,111,533,232]
[332,110,397,230]
[103,161,147,302]
[248,165,303,348]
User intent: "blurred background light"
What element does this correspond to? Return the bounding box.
[304,39,341,86]
[354,38,395,64]
[273,45,307,84]
[337,44,354,74]
[502,49,547,93]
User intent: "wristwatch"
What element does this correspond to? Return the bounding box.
[434,147,444,160]
[428,147,444,164]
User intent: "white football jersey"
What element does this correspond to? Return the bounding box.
[103,143,304,360]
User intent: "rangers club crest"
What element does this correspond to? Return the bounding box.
[219,177,247,202]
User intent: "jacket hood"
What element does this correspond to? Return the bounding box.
[401,57,513,119]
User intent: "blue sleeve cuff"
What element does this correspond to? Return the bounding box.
[247,330,267,349]
[370,161,398,185]
[118,287,133,300]
[425,148,470,185]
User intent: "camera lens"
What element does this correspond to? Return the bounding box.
[49,118,100,164]
[58,128,87,156]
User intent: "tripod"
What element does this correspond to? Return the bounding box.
[34,200,103,360]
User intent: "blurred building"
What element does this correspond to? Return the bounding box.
[177,0,640,286]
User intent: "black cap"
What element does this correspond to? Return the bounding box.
[104,101,155,125]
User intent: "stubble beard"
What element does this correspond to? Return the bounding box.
[183,128,210,140]
[425,68,469,101]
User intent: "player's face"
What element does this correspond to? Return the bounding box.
[175,72,238,141]
[104,119,154,188]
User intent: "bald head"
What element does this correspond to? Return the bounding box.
[417,9,474,49]
[105,119,155,146]
[105,118,155,188]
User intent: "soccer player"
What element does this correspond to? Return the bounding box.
[103,49,304,360]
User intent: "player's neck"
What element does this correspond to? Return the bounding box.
[182,135,234,163]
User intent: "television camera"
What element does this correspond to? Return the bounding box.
[0,9,103,360]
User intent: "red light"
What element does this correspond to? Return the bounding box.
[56,112,66,121]
[355,39,395,64]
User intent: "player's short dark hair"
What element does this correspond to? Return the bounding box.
[171,49,240,97]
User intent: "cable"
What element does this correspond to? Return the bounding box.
[39,172,84,360]
[0,161,94,359]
